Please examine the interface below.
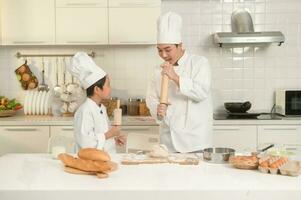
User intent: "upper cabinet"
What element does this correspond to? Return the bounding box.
[55,0,108,44]
[108,0,161,44]
[1,0,55,45]
[0,0,161,45]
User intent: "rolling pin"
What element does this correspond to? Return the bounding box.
[158,74,169,120]
[113,99,122,126]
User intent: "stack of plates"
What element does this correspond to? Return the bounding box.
[24,91,52,115]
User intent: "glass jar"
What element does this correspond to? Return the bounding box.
[138,98,150,116]
[127,98,139,116]
[101,97,119,117]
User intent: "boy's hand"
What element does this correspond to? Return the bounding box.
[115,134,127,146]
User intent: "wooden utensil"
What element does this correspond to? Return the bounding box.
[158,74,169,120]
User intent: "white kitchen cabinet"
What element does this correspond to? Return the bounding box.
[0,126,49,156]
[55,0,108,44]
[121,126,159,153]
[109,0,161,44]
[213,125,257,152]
[257,125,301,152]
[1,0,55,45]
[50,126,75,153]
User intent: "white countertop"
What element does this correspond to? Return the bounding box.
[0,154,301,200]
[0,115,301,126]
[0,115,158,126]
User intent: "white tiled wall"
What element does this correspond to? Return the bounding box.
[1,0,301,113]
[163,0,301,112]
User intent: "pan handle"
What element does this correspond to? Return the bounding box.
[259,144,274,152]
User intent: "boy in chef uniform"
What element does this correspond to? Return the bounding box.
[68,52,125,153]
[146,12,213,153]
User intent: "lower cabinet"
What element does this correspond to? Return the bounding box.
[213,125,257,152]
[121,126,159,153]
[257,125,301,154]
[50,126,75,153]
[0,126,49,156]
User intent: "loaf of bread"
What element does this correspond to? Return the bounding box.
[64,166,109,179]
[58,153,111,172]
[78,148,111,161]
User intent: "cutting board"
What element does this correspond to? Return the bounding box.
[121,154,199,165]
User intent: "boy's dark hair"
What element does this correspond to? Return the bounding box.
[86,75,107,97]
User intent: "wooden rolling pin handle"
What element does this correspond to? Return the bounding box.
[113,99,122,126]
[158,74,169,121]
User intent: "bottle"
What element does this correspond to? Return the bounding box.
[128,98,139,116]
[138,98,150,116]
[113,99,122,126]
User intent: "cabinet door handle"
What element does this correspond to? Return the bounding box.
[118,41,150,44]
[66,3,100,6]
[65,41,101,44]
[4,128,38,131]
[263,128,297,131]
[213,128,240,131]
[118,3,150,7]
[148,138,158,143]
[13,41,47,44]
[61,128,74,131]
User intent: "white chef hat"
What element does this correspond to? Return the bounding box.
[157,12,182,44]
[68,52,106,89]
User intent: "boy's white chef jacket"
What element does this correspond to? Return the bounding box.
[146,51,213,153]
[73,98,116,153]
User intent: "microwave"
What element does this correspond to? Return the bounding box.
[275,89,301,116]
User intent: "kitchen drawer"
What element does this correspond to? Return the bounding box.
[0,126,49,155]
[258,125,301,148]
[50,126,74,138]
[56,0,107,7]
[122,126,159,153]
[213,125,257,152]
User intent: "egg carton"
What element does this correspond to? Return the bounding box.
[258,161,301,177]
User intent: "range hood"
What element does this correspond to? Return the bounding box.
[213,9,285,47]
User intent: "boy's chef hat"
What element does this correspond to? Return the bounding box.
[157,12,182,44]
[68,52,106,89]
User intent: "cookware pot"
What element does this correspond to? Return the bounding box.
[194,148,235,164]
[224,101,251,113]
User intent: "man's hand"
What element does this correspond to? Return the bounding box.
[157,103,167,118]
[161,62,179,85]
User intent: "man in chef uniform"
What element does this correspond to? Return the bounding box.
[146,12,213,153]
[68,52,125,153]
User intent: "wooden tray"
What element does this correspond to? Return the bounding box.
[121,154,199,165]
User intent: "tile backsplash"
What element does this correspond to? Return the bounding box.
[1,0,301,113]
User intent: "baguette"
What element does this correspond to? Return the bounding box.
[78,148,111,162]
[58,153,111,172]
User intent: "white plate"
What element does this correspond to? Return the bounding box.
[35,91,42,115]
[27,91,34,115]
[44,91,51,115]
[31,91,38,115]
[40,91,46,115]
[23,91,29,115]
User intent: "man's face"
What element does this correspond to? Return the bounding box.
[157,44,182,65]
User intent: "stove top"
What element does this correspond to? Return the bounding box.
[214,113,282,120]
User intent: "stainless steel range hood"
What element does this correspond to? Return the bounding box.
[213,9,285,47]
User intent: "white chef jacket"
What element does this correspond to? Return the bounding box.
[73,97,116,153]
[146,51,213,153]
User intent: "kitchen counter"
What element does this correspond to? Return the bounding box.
[0,154,301,200]
[0,115,158,126]
[0,115,301,126]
